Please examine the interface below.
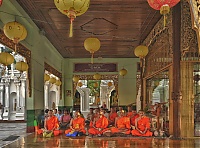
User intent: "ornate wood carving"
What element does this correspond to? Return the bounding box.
[44,62,62,99]
[0,29,32,97]
[143,12,173,78]
[188,0,200,54]
[182,0,199,61]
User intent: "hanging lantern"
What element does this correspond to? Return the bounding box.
[44,74,50,82]
[49,77,56,84]
[0,0,3,6]
[107,82,112,87]
[55,79,62,86]
[0,52,14,66]
[72,76,80,83]
[15,61,28,72]
[3,21,27,52]
[93,73,101,80]
[84,38,101,64]
[93,82,98,88]
[147,0,180,26]
[54,0,90,37]
[119,68,127,77]
[134,45,149,58]
[78,82,83,87]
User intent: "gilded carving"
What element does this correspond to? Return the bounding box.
[188,0,200,54]
[0,30,32,97]
[143,12,173,78]
[182,1,199,60]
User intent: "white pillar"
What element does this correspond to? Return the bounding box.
[82,88,90,112]
[3,82,10,120]
[0,83,4,120]
[44,83,49,109]
[15,82,20,108]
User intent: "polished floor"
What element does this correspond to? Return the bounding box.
[2,133,200,148]
[1,123,200,148]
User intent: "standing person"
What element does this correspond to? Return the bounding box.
[131,110,152,137]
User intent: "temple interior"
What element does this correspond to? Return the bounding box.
[0,0,200,147]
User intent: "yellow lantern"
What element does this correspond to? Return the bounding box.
[77,82,83,87]
[0,52,14,66]
[49,77,56,84]
[93,73,101,80]
[93,82,98,88]
[15,61,28,72]
[3,21,27,52]
[54,0,90,37]
[119,68,127,77]
[107,82,112,87]
[72,76,80,83]
[44,74,50,82]
[134,45,149,58]
[55,79,62,86]
[84,38,101,63]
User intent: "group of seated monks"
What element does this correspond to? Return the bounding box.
[37,106,153,137]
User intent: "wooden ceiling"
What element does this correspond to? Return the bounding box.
[16,0,161,58]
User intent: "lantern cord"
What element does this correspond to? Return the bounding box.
[91,53,94,64]
[163,15,166,27]
[69,18,74,37]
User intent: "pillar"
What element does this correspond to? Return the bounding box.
[3,82,10,120]
[180,62,194,137]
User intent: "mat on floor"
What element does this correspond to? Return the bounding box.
[2,135,20,141]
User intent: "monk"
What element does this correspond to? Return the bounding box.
[108,107,118,126]
[65,110,86,137]
[42,110,60,137]
[131,110,152,137]
[130,109,139,128]
[126,106,133,118]
[88,111,108,137]
[104,110,130,136]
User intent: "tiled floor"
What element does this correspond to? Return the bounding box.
[0,123,30,148]
[1,123,200,148]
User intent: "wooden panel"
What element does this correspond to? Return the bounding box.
[16,0,161,58]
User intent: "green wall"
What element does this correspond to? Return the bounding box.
[64,58,139,107]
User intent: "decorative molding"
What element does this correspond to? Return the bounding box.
[0,29,32,97]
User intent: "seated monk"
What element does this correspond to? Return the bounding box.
[65,110,86,137]
[88,110,108,137]
[108,107,118,126]
[104,110,131,136]
[41,110,60,137]
[126,106,133,118]
[131,110,152,137]
[130,109,139,129]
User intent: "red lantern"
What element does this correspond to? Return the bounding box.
[0,0,3,6]
[147,0,180,26]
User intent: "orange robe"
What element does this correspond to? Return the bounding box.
[65,117,86,134]
[131,116,152,136]
[127,112,133,118]
[110,116,131,134]
[37,116,60,135]
[88,116,108,135]
[109,112,118,125]
[130,114,139,126]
